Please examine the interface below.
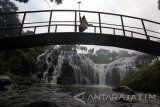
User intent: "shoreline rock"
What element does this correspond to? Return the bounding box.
[0,75,12,91]
[112,86,136,95]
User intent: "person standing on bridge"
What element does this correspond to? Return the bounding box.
[79,15,93,32]
[78,1,92,32]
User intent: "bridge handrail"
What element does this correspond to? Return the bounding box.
[1,20,160,36]
[1,9,160,41]
[1,23,160,40]
[1,9,160,25]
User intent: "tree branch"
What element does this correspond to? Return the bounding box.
[14,0,63,4]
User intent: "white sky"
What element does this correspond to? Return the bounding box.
[11,0,160,53]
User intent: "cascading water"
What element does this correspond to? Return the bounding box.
[34,49,156,86]
[105,54,156,86]
[34,50,99,85]
[95,64,107,85]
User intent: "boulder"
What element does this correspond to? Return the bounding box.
[0,75,12,87]
[57,60,76,85]
[112,86,136,95]
[0,75,12,91]
[23,101,58,107]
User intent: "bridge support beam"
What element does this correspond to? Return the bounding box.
[141,19,150,40]
[0,33,160,56]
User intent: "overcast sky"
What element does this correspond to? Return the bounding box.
[11,0,160,53]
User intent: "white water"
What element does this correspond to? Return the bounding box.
[95,64,107,85]
[35,51,99,84]
[35,50,156,85]
[106,57,137,79]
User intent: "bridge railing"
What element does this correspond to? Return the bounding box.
[0,10,160,42]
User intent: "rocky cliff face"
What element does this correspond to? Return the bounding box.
[34,49,156,86]
[105,54,156,86]
[34,50,99,85]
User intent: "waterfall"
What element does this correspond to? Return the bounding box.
[34,49,156,86]
[105,54,156,86]
[34,50,99,85]
[95,64,107,85]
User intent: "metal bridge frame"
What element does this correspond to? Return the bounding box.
[0,10,160,55]
[0,10,160,40]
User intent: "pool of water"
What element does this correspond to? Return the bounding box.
[0,84,160,107]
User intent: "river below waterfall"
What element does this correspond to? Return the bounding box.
[0,84,160,107]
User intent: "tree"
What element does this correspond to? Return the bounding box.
[88,48,94,55]
[86,48,95,61]
[110,50,118,61]
[57,45,79,52]
[158,0,160,10]
[0,0,20,37]
[80,46,87,54]
[14,0,63,4]
[94,49,111,63]
[118,50,129,58]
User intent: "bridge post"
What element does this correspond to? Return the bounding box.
[120,16,126,36]
[94,27,96,33]
[48,11,53,33]
[141,19,150,40]
[55,25,57,33]
[131,31,133,38]
[74,11,77,32]
[113,28,115,35]
[34,26,36,35]
[98,13,102,34]
[19,12,26,36]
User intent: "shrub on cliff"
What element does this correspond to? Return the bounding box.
[121,62,160,93]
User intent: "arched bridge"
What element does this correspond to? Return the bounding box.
[0,10,160,56]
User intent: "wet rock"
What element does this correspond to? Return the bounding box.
[0,75,12,87]
[34,51,99,85]
[134,54,155,68]
[17,81,32,86]
[116,98,137,103]
[0,87,8,91]
[106,68,120,86]
[48,65,54,75]
[0,75,12,91]
[43,63,48,71]
[112,86,136,95]
[57,76,74,85]
[57,60,76,85]
[23,101,58,107]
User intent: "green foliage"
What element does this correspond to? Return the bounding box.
[79,46,87,54]
[94,49,111,63]
[57,45,79,52]
[88,49,136,64]
[14,0,63,4]
[0,0,18,12]
[0,47,44,75]
[0,0,20,37]
[158,0,160,10]
[121,62,160,93]
[4,70,32,82]
[88,48,94,55]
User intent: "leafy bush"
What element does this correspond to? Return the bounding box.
[121,62,160,93]
[4,70,32,82]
